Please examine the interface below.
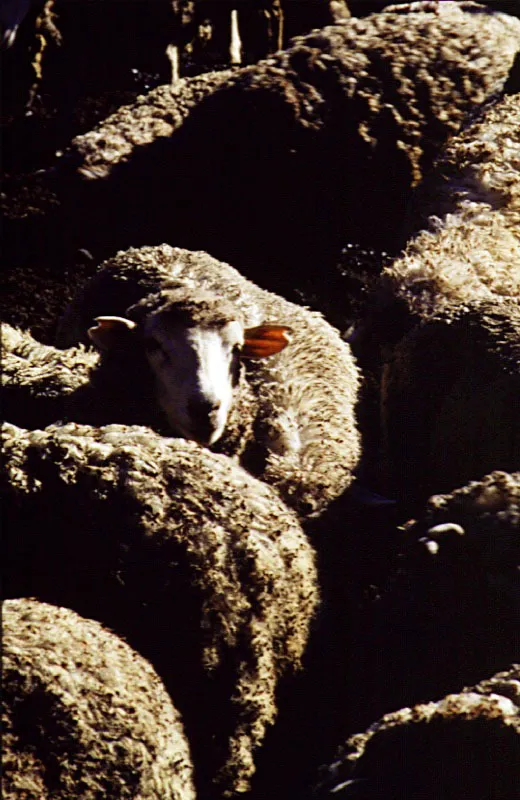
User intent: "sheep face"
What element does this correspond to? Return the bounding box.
[88,295,291,445]
[143,313,244,445]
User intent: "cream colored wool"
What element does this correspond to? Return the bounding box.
[2,422,319,795]
[52,1,520,282]
[317,664,520,799]
[2,598,195,800]
[383,93,520,316]
[375,95,520,504]
[72,69,234,180]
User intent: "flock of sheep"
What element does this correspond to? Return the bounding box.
[2,1,520,798]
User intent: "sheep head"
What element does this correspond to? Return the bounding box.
[88,288,291,445]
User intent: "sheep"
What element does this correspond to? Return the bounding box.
[62,1,346,183]
[246,467,519,797]
[2,597,196,800]
[365,93,520,507]
[5,245,360,517]
[300,470,519,800]
[2,318,258,465]
[381,92,520,320]
[1,421,319,796]
[348,468,520,721]
[69,68,234,181]
[314,664,520,800]
[379,299,520,507]
[47,1,520,288]
[401,469,520,651]
[408,470,520,615]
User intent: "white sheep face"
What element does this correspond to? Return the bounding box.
[143,316,244,445]
[89,311,291,444]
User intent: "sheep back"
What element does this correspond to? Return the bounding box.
[383,92,520,320]
[319,470,520,749]
[1,421,319,795]
[2,597,195,800]
[315,664,520,800]
[416,470,520,614]
[53,1,520,281]
[1,323,99,430]
[371,94,520,506]
[72,69,234,181]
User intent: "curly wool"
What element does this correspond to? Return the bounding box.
[72,69,234,180]
[424,470,520,530]
[2,598,195,800]
[70,1,520,188]
[2,322,99,401]
[316,664,520,799]
[420,471,520,611]
[53,1,520,277]
[128,283,244,327]
[234,1,520,174]
[56,244,361,517]
[370,94,520,506]
[1,422,319,796]
[383,93,520,319]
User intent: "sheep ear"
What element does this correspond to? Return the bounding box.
[242,325,293,358]
[87,316,137,351]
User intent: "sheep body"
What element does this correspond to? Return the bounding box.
[315,664,520,799]
[369,93,520,505]
[2,322,100,425]
[72,68,233,180]
[380,301,520,505]
[309,470,520,792]
[2,597,195,800]
[415,470,520,614]
[54,1,520,281]
[382,93,520,318]
[52,245,361,517]
[1,421,319,795]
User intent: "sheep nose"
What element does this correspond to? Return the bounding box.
[188,398,222,441]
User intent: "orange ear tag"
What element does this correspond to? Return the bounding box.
[242,325,293,359]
